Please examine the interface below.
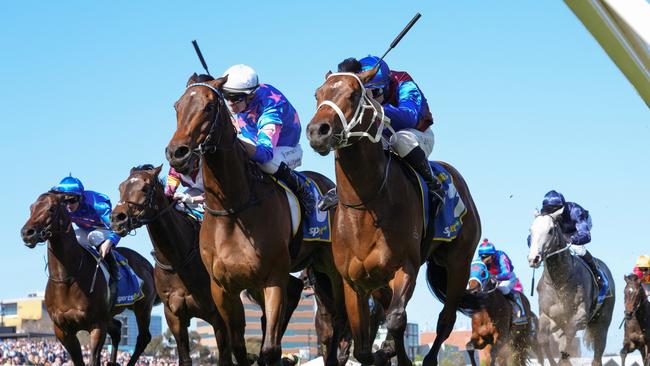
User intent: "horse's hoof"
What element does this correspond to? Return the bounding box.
[372,350,391,366]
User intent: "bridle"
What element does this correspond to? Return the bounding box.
[624,281,645,320]
[35,195,73,243]
[316,72,394,149]
[185,82,232,155]
[116,177,175,232]
[534,214,570,264]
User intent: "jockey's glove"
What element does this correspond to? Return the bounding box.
[173,191,195,204]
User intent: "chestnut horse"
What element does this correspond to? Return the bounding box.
[165,74,344,366]
[21,192,158,366]
[306,70,481,366]
[620,274,650,366]
[464,274,542,366]
[111,164,232,366]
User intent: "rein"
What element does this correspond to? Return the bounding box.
[339,152,393,210]
[151,246,199,273]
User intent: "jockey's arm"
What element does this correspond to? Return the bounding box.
[495,252,514,281]
[383,81,422,131]
[569,206,591,245]
[96,199,120,247]
[247,108,283,163]
[164,168,182,197]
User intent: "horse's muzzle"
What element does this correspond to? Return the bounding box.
[306,121,333,156]
[110,211,130,237]
[165,144,195,174]
[528,255,542,268]
[21,226,43,248]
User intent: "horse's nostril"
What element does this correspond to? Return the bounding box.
[173,146,190,160]
[318,123,331,137]
[115,212,127,222]
[25,228,35,237]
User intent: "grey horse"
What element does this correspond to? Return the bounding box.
[528,207,615,366]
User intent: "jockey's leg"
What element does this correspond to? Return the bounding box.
[579,248,604,289]
[260,145,315,214]
[391,129,443,213]
[498,280,527,324]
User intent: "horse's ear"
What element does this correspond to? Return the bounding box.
[153,164,163,177]
[208,75,228,91]
[549,206,564,219]
[325,70,332,80]
[358,66,379,85]
[186,73,199,87]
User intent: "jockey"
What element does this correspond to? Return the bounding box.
[164,158,205,221]
[319,56,442,212]
[540,190,604,291]
[51,175,120,282]
[633,255,650,285]
[478,239,527,324]
[222,64,315,213]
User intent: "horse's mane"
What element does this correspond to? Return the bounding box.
[193,74,214,83]
[130,164,165,187]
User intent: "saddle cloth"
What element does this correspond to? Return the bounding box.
[575,255,610,317]
[82,246,144,307]
[276,172,331,242]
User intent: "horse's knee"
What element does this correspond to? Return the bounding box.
[385,309,406,333]
[137,331,152,347]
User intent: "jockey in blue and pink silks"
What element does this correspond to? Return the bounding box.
[478,239,527,324]
[50,175,121,282]
[319,56,443,212]
[166,64,315,214]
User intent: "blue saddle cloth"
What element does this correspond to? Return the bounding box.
[596,268,609,305]
[276,172,331,242]
[412,162,468,241]
[86,247,144,307]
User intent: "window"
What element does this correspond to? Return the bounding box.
[1,303,17,316]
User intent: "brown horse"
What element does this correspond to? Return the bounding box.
[306,69,481,366]
[110,164,231,366]
[621,274,650,366]
[20,192,158,366]
[464,276,542,366]
[165,74,345,366]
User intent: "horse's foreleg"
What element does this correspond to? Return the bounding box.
[54,324,83,366]
[209,310,233,366]
[211,282,248,366]
[89,326,108,366]
[163,306,192,366]
[539,315,557,366]
[260,282,288,366]
[382,266,417,366]
[107,318,122,366]
[342,280,373,365]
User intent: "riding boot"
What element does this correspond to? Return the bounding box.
[274,162,315,214]
[402,147,444,215]
[318,188,338,211]
[104,252,120,306]
[582,250,604,290]
[507,291,527,325]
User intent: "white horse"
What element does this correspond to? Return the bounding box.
[528,207,615,366]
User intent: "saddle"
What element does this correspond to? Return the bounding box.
[575,256,610,318]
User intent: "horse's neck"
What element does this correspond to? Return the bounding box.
[544,250,574,286]
[638,294,650,325]
[146,189,194,265]
[335,139,388,205]
[200,114,254,211]
[47,228,83,282]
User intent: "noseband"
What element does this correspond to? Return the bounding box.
[117,178,175,230]
[536,214,570,263]
[316,73,393,149]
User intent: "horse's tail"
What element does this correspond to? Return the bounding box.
[425,258,478,316]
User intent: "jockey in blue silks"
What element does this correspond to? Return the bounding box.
[51,175,120,282]
[537,190,603,291]
[478,239,527,324]
[221,64,315,213]
[319,56,443,212]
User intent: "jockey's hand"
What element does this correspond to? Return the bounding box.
[173,192,194,204]
[99,240,112,258]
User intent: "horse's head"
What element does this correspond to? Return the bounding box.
[21,192,69,248]
[467,260,489,294]
[624,274,644,319]
[528,207,565,268]
[306,68,383,155]
[111,164,163,236]
[166,73,229,174]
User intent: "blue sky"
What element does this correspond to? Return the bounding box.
[1,1,648,355]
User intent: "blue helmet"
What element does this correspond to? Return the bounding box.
[51,175,84,196]
[478,238,496,256]
[541,190,565,213]
[359,55,390,91]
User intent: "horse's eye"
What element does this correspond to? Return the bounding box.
[204,103,214,113]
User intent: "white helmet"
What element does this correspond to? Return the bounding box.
[222,64,259,94]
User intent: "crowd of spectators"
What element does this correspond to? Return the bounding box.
[0,339,178,366]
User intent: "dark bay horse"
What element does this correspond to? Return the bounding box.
[165,74,344,366]
[21,192,158,366]
[528,208,615,366]
[110,164,231,366]
[306,69,481,366]
[620,274,650,366]
[464,271,542,366]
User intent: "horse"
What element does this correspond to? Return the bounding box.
[620,274,650,366]
[165,73,345,366]
[110,164,232,366]
[20,192,158,366]
[463,264,543,366]
[528,207,615,366]
[305,69,481,366]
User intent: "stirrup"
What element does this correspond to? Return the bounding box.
[318,189,338,211]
